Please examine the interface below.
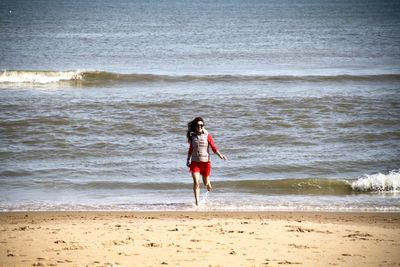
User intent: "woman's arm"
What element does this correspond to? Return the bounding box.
[187,142,193,166]
[208,134,227,160]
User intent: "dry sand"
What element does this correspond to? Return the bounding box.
[1,211,399,267]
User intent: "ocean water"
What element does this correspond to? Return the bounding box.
[1,0,400,212]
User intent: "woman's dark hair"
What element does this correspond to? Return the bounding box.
[187,117,204,142]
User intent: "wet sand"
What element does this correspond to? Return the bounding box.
[1,211,399,266]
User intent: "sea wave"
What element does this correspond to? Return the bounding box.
[32,171,400,195]
[351,169,400,192]
[0,70,83,84]
[1,70,400,85]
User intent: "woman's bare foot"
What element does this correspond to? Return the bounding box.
[206,182,212,192]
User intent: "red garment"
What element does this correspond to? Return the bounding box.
[189,161,211,177]
[187,133,218,157]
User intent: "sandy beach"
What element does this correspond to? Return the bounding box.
[0,212,399,267]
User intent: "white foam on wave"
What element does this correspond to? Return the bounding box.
[0,70,83,84]
[351,169,400,192]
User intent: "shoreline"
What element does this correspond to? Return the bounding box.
[2,209,400,218]
[1,211,399,266]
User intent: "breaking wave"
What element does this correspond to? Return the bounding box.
[0,70,83,84]
[351,169,400,192]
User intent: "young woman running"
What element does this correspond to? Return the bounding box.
[186,117,227,206]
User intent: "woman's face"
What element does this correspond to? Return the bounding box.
[195,121,204,133]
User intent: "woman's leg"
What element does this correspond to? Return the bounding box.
[192,172,200,205]
[202,176,212,191]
